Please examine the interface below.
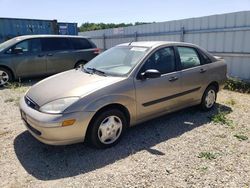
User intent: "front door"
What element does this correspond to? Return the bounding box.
[10,38,46,77]
[134,46,181,121]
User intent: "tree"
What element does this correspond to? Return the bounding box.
[79,22,153,32]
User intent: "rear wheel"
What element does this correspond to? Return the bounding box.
[88,109,127,149]
[200,85,217,111]
[0,68,13,86]
[75,61,87,69]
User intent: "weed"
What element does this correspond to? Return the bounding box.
[226,99,236,106]
[4,98,15,103]
[197,166,208,171]
[224,78,250,93]
[4,82,23,89]
[211,110,233,127]
[234,134,248,141]
[215,134,226,138]
[198,152,217,160]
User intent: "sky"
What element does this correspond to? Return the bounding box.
[0,0,250,25]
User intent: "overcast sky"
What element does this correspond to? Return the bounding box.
[0,0,249,25]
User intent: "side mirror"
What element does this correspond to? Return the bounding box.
[140,69,161,79]
[13,47,23,54]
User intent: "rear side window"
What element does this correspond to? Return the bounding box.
[41,38,71,51]
[70,38,92,50]
[199,50,212,64]
[177,47,201,69]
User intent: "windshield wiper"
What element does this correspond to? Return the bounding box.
[86,67,106,76]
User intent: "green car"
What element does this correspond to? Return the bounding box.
[0,35,99,86]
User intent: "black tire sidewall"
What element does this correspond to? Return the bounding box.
[201,85,217,111]
[89,109,127,149]
[0,67,13,86]
[75,61,87,68]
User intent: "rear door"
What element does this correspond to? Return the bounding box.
[9,38,46,77]
[134,46,181,121]
[41,37,76,74]
[175,46,207,104]
[70,38,98,63]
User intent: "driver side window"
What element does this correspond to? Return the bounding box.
[140,47,176,74]
[7,39,41,54]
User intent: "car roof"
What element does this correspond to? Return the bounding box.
[118,41,199,48]
[14,35,90,40]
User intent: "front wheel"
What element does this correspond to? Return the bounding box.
[88,109,127,149]
[200,85,217,111]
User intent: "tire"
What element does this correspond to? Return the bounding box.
[75,61,87,69]
[0,67,13,86]
[200,85,217,111]
[88,109,127,149]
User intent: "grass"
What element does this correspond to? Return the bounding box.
[4,82,28,93]
[234,134,248,141]
[211,110,233,127]
[198,152,218,160]
[224,78,250,94]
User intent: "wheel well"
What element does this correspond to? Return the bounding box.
[0,65,15,79]
[85,103,131,141]
[207,81,219,92]
[74,60,87,68]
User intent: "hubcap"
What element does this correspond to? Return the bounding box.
[98,115,123,145]
[0,70,9,86]
[205,90,216,108]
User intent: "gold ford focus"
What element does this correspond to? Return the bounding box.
[19,41,227,148]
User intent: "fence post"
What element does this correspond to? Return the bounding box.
[180,26,185,42]
[103,34,106,50]
[134,32,138,42]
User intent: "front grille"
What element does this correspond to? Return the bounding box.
[25,96,40,110]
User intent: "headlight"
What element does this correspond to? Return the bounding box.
[39,97,79,114]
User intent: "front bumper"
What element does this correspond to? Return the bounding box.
[19,96,95,145]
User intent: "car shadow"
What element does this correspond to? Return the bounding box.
[14,103,232,181]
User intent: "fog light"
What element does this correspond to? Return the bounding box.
[62,119,76,126]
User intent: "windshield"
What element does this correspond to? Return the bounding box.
[84,46,149,76]
[0,38,18,52]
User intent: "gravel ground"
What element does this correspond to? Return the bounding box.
[0,81,249,188]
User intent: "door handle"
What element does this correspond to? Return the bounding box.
[200,68,207,73]
[47,53,53,56]
[37,54,44,57]
[168,76,178,82]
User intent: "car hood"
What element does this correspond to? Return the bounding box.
[26,69,125,106]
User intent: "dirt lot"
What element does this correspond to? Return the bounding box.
[0,81,249,188]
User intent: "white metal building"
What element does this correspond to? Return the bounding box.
[80,11,250,80]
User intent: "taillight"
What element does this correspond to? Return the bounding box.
[93,48,101,54]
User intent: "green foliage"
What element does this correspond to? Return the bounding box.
[198,152,217,160]
[224,78,250,93]
[234,134,248,141]
[79,22,153,32]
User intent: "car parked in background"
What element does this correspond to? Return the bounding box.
[0,35,99,86]
[19,41,227,148]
